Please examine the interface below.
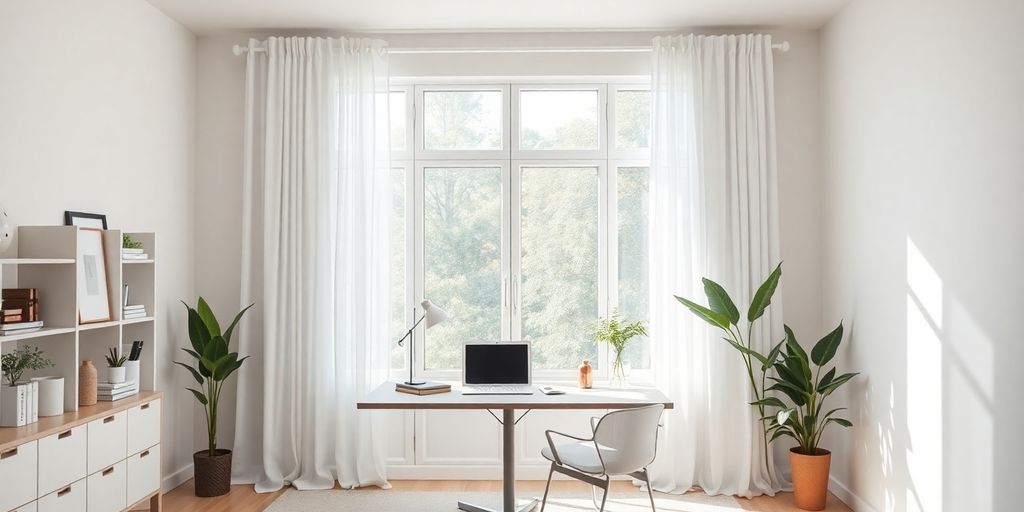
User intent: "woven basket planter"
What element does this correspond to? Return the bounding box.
[194,449,233,497]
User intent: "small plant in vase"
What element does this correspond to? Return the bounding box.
[105,347,128,384]
[594,311,647,387]
[122,233,144,249]
[1,346,53,426]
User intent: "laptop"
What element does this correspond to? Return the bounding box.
[461,342,535,395]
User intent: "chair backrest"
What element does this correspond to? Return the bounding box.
[593,404,664,475]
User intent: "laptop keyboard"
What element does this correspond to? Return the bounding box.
[461,385,535,395]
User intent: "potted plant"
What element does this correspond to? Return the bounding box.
[176,298,252,497]
[765,323,858,511]
[593,311,647,387]
[105,347,127,384]
[1,346,53,426]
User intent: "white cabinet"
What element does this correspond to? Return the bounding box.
[127,399,160,456]
[126,444,161,506]
[87,411,127,474]
[38,424,87,496]
[86,461,126,512]
[37,478,86,512]
[0,440,38,512]
[12,501,37,512]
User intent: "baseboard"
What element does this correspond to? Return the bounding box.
[829,475,876,512]
[163,463,194,493]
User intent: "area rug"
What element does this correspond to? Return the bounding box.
[265,490,743,512]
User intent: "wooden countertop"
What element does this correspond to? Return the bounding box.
[0,390,162,452]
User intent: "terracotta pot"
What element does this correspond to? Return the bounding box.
[194,449,232,497]
[790,447,831,511]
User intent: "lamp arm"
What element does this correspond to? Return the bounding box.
[396,313,426,347]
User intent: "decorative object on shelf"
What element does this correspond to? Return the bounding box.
[765,323,858,511]
[63,210,107,229]
[105,346,128,384]
[31,376,65,416]
[1,346,53,426]
[577,359,593,389]
[97,379,138,402]
[122,234,148,260]
[395,299,449,386]
[593,311,647,388]
[0,320,43,336]
[79,359,98,406]
[123,303,148,320]
[676,262,784,478]
[76,227,112,323]
[176,297,253,497]
[0,202,11,253]
[2,287,40,323]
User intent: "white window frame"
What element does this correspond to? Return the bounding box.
[390,86,415,161]
[394,78,652,383]
[414,84,511,160]
[511,84,608,160]
[607,84,652,160]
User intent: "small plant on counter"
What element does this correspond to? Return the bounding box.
[593,311,647,385]
[105,347,127,368]
[1,346,54,387]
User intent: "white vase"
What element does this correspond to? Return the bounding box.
[32,376,65,417]
[0,384,28,427]
[124,360,140,386]
[107,366,126,384]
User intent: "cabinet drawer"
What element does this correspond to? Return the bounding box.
[87,410,127,474]
[37,478,85,512]
[38,424,87,496]
[126,444,161,506]
[86,461,126,512]
[12,500,37,512]
[0,441,38,511]
[127,399,160,455]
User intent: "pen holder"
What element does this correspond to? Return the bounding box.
[124,360,141,386]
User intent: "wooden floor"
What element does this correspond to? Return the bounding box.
[159,479,852,512]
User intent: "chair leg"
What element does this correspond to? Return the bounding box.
[643,468,656,512]
[540,463,555,512]
[596,480,609,512]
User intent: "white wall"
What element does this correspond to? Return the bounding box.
[195,28,825,475]
[0,0,197,491]
[820,0,1024,510]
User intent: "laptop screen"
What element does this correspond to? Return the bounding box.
[464,343,530,385]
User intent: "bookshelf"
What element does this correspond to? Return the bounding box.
[0,226,157,412]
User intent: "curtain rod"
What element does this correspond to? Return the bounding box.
[232,41,790,56]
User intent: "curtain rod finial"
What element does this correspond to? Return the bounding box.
[232,44,243,56]
[778,41,791,53]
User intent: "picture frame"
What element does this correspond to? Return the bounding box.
[64,210,108,230]
[77,228,111,324]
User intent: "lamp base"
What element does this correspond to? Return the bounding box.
[403,380,427,386]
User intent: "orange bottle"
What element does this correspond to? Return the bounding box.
[578,360,593,389]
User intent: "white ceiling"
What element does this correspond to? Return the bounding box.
[144,0,851,35]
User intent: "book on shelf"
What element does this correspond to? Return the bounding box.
[122,248,145,255]
[123,311,148,320]
[0,320,44,332]
[2,288,38,300]
[98,389,138,402]
[123,304,146,312]
[122,253,149,260]
[1,313,22,323]
[395,381,451,395]
[98,380,136,391]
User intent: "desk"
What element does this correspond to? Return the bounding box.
[358,383,674,512]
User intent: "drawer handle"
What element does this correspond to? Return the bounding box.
[0,447,17,459]
[58,486,72,497]
[141,403,150,410]
[58,429,73,439]
[140,449,150,458]
[103,415,116,423]
[102,466,115,476]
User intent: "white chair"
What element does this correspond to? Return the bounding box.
[540,404,664,512]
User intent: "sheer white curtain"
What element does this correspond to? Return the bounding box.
[647,34,784,497]
[231,36,392,493]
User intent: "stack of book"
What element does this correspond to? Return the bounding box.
[0,320,44,336]
[122,247,149,261]
[98,380,138,402]
[123,304,148,320]
[395,381,451,396]
[2,288,39,322]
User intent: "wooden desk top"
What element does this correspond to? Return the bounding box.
[0,390,162,452]
[357,383,673,410]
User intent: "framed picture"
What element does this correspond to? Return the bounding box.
[77,228,111,324]
[64,211,108,229]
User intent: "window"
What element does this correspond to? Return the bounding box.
[391,81,650,379]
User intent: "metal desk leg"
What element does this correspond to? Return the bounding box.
[458,409,538,512]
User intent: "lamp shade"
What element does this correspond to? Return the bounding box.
[420,300,449,329]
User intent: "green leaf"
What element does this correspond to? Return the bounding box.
[174,361,205,385]
[184,303,211,354]
[750,396,787,409]
[187,388,208,405]
[775,359,811,393]
[784,325,809,363]
[747,262,782,322]
[702,278,740,325]
[820,372,859,397]
[222,303,254,346]
[776,408,795,426]
[763,339,785,371]
[769,428,794,443]
[675,296,731,330]
[768,381,807,406]
[811,321,844,366]
[827,417,853,428]
[722,337,769,368]
[196,297,222,337]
